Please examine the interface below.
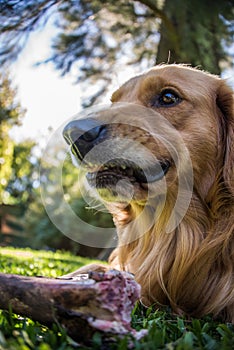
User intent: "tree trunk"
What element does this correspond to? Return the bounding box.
[156,0,221,74]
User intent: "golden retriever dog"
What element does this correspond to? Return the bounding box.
[63,64,234,322]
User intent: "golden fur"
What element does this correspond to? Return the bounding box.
[67,65,234,322]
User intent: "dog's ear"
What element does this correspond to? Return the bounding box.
[216,80,234,194]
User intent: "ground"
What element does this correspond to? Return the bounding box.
[0,247,233,349]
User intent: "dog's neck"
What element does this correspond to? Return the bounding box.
[108,182,234,316]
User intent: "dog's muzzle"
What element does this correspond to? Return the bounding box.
[63,118,170,186]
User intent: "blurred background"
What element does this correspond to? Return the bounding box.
[0,0,233,258]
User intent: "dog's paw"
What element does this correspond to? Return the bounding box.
[61,263,110,279]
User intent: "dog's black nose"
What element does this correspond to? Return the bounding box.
[63,118,106,159]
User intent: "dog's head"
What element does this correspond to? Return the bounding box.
[63,64,233,220]
[62,64,234,319]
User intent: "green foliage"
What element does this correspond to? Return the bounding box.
[156,0,234,74]
[51,1,158,76]
[0,73,25,126]
[1,120,113,251]
[24,155,113,254]
[0,247,234,350]
[0,73,41,247]
[131,304,234,349]
[0,73,26,204]
[5,141,38,205]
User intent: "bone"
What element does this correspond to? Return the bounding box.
[0,270,147,344]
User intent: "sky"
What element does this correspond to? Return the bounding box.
[9,22,134,144]
[10,23,82,142]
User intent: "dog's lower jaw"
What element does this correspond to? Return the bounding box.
[87,177,150,203]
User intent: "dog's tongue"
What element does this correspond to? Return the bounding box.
[134,160,170,183]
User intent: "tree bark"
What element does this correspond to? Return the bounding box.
[156,0,221,74]
[0,270,146,344]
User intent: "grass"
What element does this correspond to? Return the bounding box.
[0,247,233,349]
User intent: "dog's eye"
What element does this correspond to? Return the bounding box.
[151,89,181,108]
